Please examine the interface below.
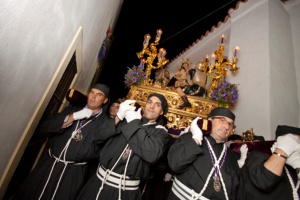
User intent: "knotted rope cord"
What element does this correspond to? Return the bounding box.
[118,149,132,200]
[198,137,228,200]
[39,110,102,200]
[285,167,300,200]
[96,121,158,199]
[96,144,130,200]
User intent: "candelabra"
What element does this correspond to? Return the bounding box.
[200,34,239,97]
[136,29,169,83]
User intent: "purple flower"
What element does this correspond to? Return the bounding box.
[210,80,239,107]
[124,65,147,88]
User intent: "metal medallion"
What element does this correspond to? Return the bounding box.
[122,147,131,160]
[73,129,83,142]
[213,174,221,192]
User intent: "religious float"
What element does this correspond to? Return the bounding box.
[123,29,240,133]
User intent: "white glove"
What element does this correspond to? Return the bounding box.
[73,108,93,120]
[116,99,136,120]
[286,144,300,169]
[238,144,248,168]
[277,134,300,156]
[125,108,142,123]
[270,142,277,153]
[180,126,190,136]
[191,117,203,145]
[163,173,173,182]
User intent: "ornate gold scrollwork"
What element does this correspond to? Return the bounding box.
[126,85,219,128]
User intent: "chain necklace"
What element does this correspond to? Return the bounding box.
[72,109,103,142]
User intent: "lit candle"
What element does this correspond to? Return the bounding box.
[140,58,146,65]
[139,58,145,68]
[143,34,151,46]
[211,53,216,65]
[234,46,239,57]
[156,29,163,40]
[221,34,225,44]
[158,48,164,59]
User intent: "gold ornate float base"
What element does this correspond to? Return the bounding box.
[126,85,219,129]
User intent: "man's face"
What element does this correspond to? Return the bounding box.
[87,88,108,112]
[109,102,120,118]
[210,116,235,143]
[143,96,164,123]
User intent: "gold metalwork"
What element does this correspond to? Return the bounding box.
[126,85,219,129]
[242,128,255,142]
[136,29,169,84]
[201,43,239,97]
[123,33,238,131]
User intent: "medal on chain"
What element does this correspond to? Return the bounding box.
[71,109,102,142]
[205,138,227,193]
[73,129,83,142]
[213,174,221,192]
[122,146,131,160]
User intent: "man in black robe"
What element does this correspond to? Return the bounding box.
[167,107,244,200]
[13,83,112,200]
[77,93,169,200]
[241,125,300,200]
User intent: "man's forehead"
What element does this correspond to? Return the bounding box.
[91,88,105,95]
[148,96,161,103]
[213,115,234,123]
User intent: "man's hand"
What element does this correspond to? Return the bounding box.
[73,108,93,120]
[270,142,277,153]
[191,117,203,145]
[125,108,142,123]
[277,134,300,156]
[238,144,248,168]
[286,144,300,169]
[116,99,136,120]
[163,173,173,182]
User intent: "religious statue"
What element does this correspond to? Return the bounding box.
[184,61,208,97]
[155,68,170,86]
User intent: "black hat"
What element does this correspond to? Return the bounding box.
[254,135,265,141]
[110,99,121,105]
[208,107,235,122]
[275,125,300,138]
[92,83,110,97]
[148,93,168,115]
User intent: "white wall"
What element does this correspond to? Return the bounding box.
[166,0,300,140]
[269,0,299,135]
[288,0,300,125]
[0,0,123,196]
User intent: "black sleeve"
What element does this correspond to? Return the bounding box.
[167,132,203,173]
[39,105,81,137]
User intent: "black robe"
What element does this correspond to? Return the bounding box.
[167,133,243,200]
[13,105,110,200]
[140,135,177,200]
[77,117,169,200]
[241,150,300,200]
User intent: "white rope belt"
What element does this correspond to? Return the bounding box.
[97,165,140,190]
[172,177,209,200]
[49,149,87,165]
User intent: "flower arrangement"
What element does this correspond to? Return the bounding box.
[210,80,239,107]
[124,63,147,88]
